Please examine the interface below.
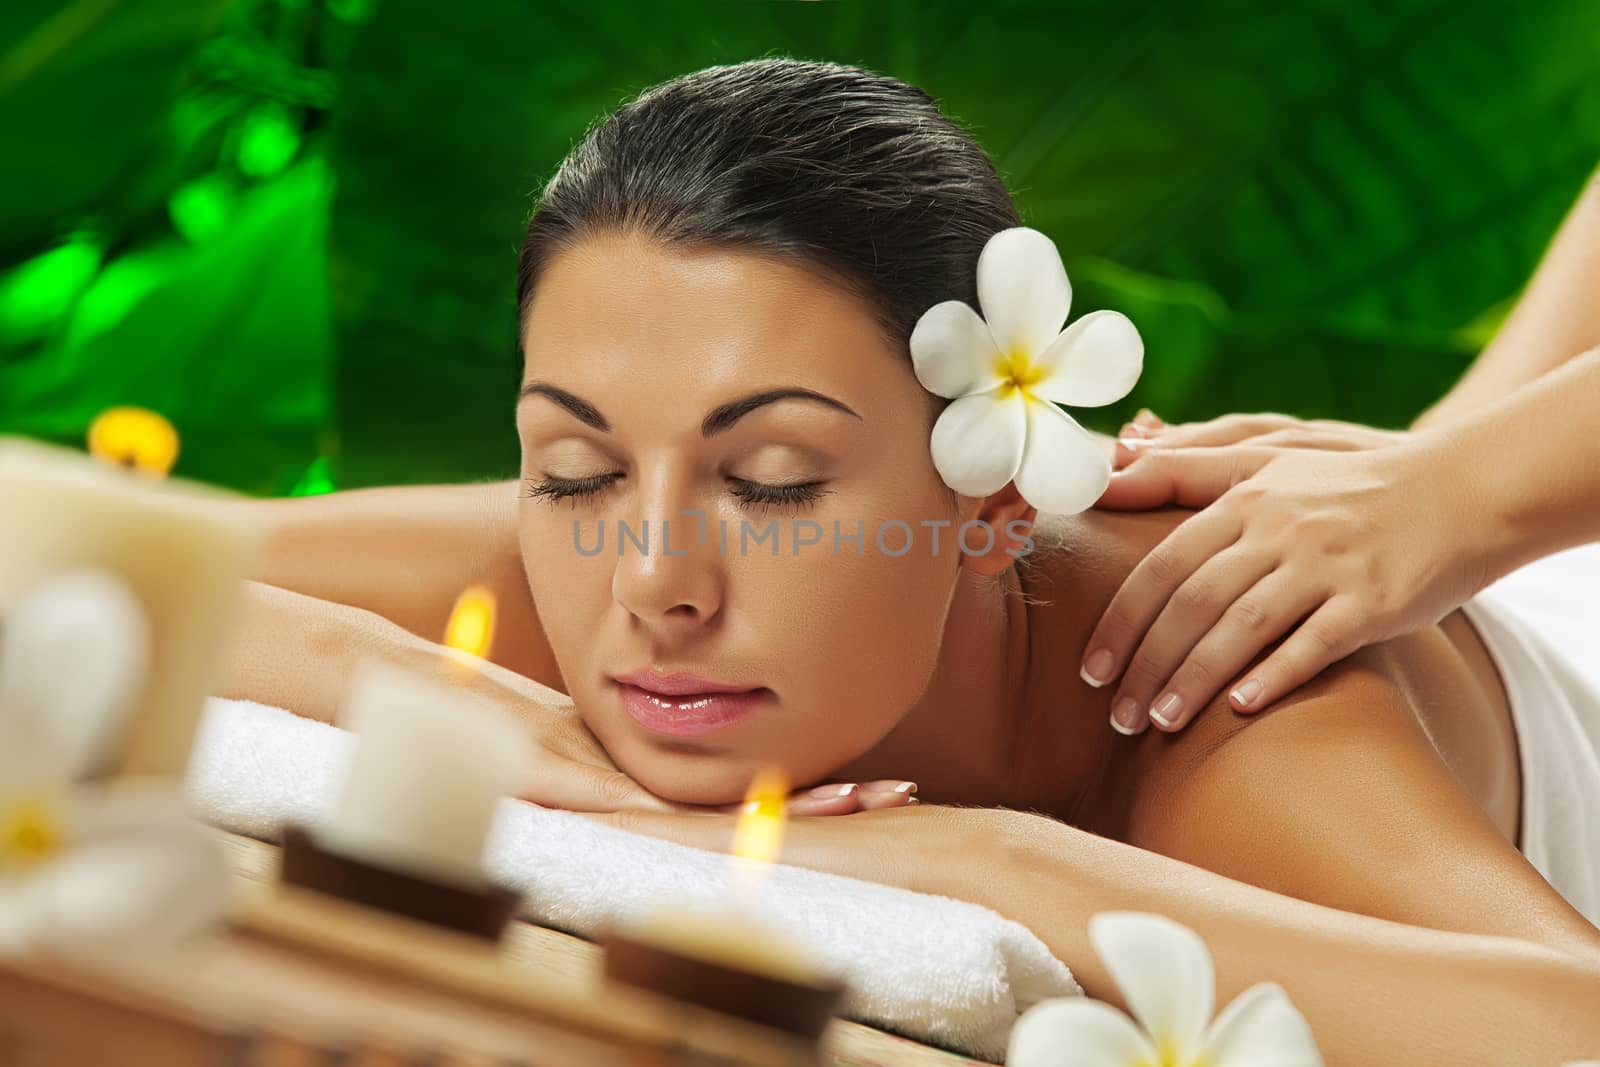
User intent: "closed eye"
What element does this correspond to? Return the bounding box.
[520,474,830,512]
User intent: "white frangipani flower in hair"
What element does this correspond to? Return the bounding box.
[909,226,1143,515]
[0,570,230,958]
[1007,911,1324,1067]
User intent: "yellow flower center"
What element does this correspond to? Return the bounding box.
[1138,1038,1209,1067]
[993,348,1045,400]
[0,795,63,869]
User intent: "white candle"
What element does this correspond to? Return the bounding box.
[314,656,535,888]
[626,900,826,985]
[0,437,263,779]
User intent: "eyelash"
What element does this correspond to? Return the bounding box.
[520,474,830,513]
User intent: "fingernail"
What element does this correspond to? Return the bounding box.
[1110,697,1142,735]
[861,780,918,795]
[1081,648,1115,687]
[1121,422,1153,439]
[1135,408,1164,427]
[1117,436,1155,451]
[1231,678,1263,709]
[1150,692,1182,728]
[810,782,857,799]
[906,797,921,805]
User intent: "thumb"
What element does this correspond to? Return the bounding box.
[1095,447,1270,510]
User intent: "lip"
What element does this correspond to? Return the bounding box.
[613,669,761,696]
[611,669,767,738]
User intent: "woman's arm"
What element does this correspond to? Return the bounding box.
[218,479,563,688]
[1412,164,1600,430]
[594,801,1600,1065]
[593,655,1600,1063]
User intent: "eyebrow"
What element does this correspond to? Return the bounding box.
[517,381,862,437]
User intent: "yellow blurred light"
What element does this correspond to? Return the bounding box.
[443,584,497,662]
[87,406,179,477]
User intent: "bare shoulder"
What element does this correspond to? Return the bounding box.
[1121,649,1600,954]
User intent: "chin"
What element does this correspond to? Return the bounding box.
[613,743,757,806]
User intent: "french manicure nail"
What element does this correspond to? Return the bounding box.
[1150,692,1182,728]
[1117,436,1155,451]
[1081,648,1114,687]
[1231,678,1263,709]
[1110,697,1142,735]
[811,782,857,799]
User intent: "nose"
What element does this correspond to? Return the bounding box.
[610,475,724,631]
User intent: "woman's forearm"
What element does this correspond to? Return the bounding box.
[214,479,559,683]
[227,480,520,635]
[216,579,569,724]
[930,810,1600,1066]
[1414,166,1600,431]
[1417,344,1600,584]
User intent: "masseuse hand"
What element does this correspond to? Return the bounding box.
[1081,410,1482,733]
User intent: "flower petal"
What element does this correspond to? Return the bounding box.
[1006,996,1158,1067]
[1033,310,1145,408]
[0,569,150,783]
[0,879,46,956]
[1198,982,1325,1066]
[1088,912,1214,1064]
[1013,401,1114,516]
[976,227,1072,360]
[910,299,1005,399]
[930,388,1027,497]
[33,783,231,954]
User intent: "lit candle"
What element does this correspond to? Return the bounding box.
[629,765,822,981]
[0,423,262,780]
[603,766,847,1041]
[312,585,536,888]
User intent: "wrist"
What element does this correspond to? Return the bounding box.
[1396,424,1507,598]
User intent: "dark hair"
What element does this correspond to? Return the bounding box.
[514,57,1058,586]
[515,57,1022,373]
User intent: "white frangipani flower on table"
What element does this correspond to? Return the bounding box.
[0,569,231,958]
[909,226,1144,516]
[1007,911,1323,1067]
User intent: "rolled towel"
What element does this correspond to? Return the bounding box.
[185,696,1082,1061]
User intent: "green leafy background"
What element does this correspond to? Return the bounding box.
[3,0,1597,495]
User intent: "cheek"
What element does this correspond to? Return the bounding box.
[768,543,952,749]
[516,507,600,674]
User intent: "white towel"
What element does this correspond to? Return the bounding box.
[1458,543,1600,930]
[184,697,1082,1061]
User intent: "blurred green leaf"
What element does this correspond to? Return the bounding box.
[318,0,1599,486]
[0,0,232,253]
[0,158,336,494]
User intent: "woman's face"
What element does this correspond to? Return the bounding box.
[516,231,977,805]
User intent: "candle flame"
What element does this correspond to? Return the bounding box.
[728,765,789,900]
[87,407,180,477]
[443,584,497,663]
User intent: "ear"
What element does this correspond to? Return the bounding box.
[956,481,1037,579]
